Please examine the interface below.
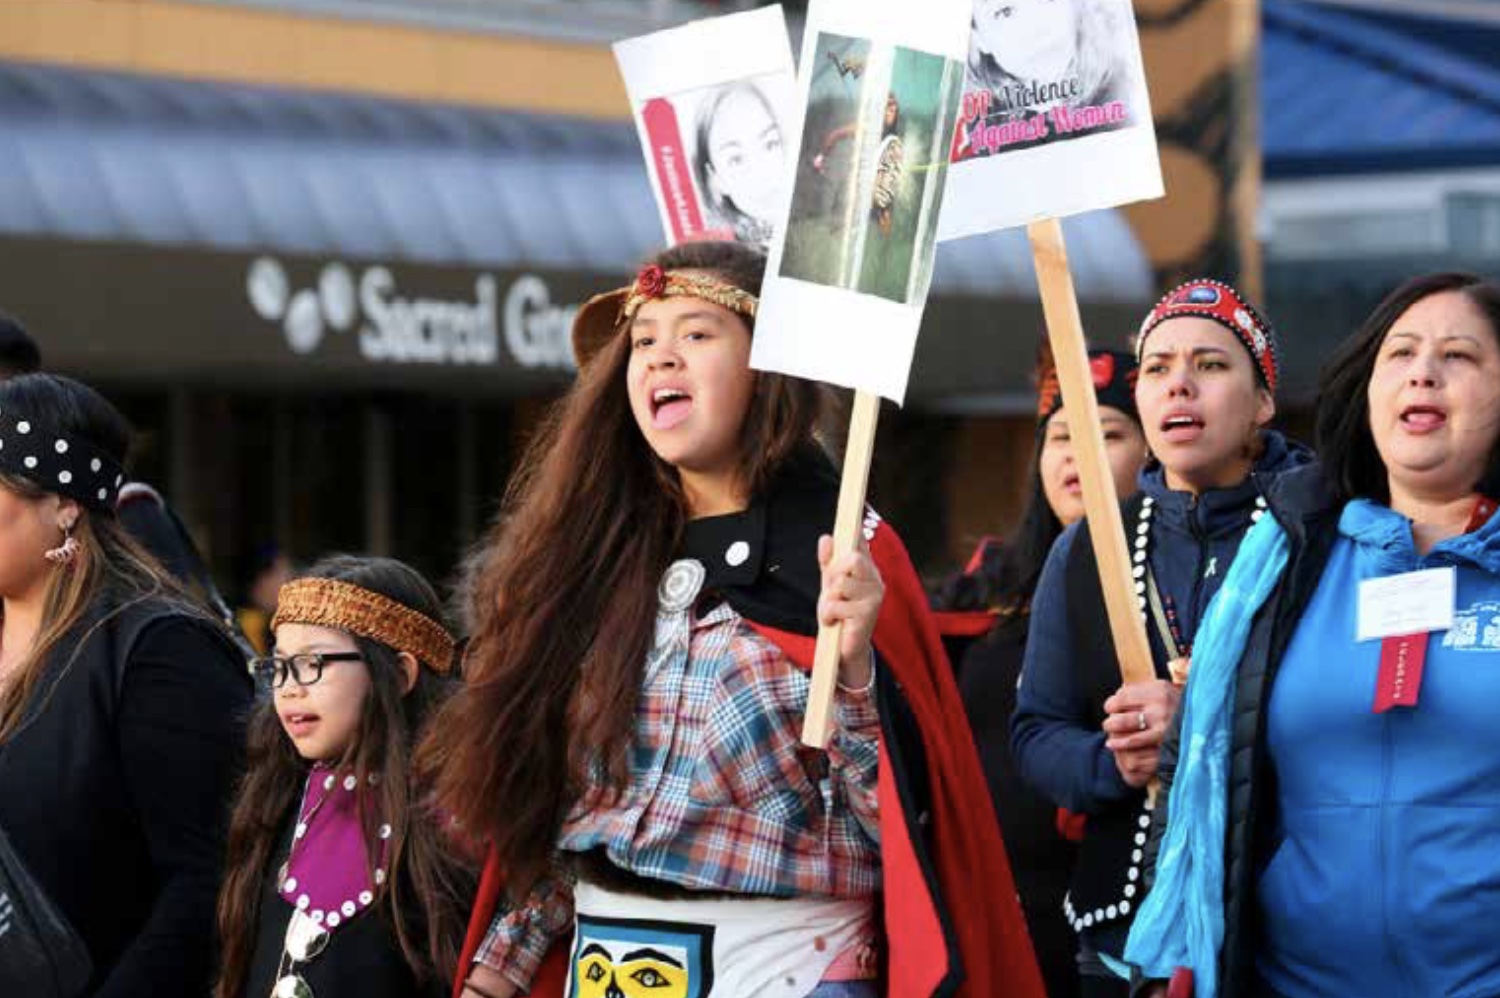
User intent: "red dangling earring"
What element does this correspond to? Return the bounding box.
[44,522,80,566]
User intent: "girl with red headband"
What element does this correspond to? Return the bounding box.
[424,240,1043,998]
[1011,280,1311,998]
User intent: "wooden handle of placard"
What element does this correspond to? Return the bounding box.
[1026,218,1156,686]
[801,390,882,749]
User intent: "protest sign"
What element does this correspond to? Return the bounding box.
[747,0,970,746]
[754,3,967,404]
[614,7,798,249]
[938,0,1162,240]
[933,0,1166,686]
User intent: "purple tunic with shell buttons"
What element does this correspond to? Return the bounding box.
[243,767,444,998]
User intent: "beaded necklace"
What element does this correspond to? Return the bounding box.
[1131,492,1269,661]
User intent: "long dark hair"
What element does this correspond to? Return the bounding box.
[421,241,835,891]
[939,463,1062,618]
[0,373,203,741]
[1317,272,1500,505]
[215,555,474,998]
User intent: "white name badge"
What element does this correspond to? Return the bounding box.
[1356,567,1456,642]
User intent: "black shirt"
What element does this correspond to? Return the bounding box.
[0,597,251,997]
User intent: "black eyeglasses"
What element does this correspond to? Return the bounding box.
[249,652,363,689]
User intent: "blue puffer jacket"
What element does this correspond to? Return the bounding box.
[1254,497,1500,998]
[1013,430,1313,816]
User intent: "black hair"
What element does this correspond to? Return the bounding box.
[1317,272,1500,504]
[935,459,1061,617]
[0,374,208,743]
[0,312,41,379]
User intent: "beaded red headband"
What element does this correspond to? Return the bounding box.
[1135,279,1280,392]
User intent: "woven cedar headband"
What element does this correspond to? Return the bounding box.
[272,578,456,675]
[0,410,126,511]
[571,264,759,368]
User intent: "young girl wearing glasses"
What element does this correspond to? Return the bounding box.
[215,555,476,998]
[425,240,1044,998]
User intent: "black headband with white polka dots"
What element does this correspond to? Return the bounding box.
[0,412,126,511]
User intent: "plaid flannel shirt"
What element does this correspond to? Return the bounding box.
[474,595,882,989]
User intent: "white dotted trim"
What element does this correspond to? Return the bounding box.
[861,506,883,542]
[1134,494,1267,622]
[1063,797,1155,932]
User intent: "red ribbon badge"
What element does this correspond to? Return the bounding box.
[1373,495,1499,713]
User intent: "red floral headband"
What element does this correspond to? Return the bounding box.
[570,264,759,367]
[1135,279,1279,392]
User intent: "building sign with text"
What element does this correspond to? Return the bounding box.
[245,256,579,372]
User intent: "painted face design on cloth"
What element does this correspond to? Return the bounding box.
[569,917,713,998]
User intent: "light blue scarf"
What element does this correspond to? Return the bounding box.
[1124,513,1291,998]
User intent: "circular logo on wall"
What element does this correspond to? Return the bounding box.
[318,263,357,332]
[247,257,290,323]
[282,289,325,355]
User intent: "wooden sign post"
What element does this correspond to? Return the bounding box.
[801,390,881,749]
[1026,217,1155,686]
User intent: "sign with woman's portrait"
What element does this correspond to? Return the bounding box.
[937,0,1164,240]
[614,7,797,251]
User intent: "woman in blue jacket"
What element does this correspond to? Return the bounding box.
[1129,271,1500,998]
[1012,280,1310,997]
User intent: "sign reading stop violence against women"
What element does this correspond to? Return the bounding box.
[936,0,1163,241]
[614,6,798,251]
